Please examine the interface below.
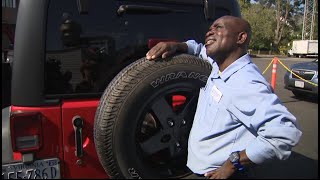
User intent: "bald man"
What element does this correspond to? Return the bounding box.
[146,16,301,179]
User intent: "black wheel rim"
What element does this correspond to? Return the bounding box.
[135,85,199,178]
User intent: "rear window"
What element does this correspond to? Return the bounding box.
[45,0,230,97]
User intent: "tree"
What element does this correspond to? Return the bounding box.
[273,0,290,50]
[248,0,305,52]
[313,0,318,39]
[239,1,275,50]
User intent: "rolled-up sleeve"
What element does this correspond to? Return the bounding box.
[185,40,214,64]
[185,40,203,56]
[228,83,302,164]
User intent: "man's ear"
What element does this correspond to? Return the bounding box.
[237,32,247,45]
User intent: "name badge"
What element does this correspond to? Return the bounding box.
[211,85,222,103]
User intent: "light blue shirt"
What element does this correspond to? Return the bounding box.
[185,40,302,174]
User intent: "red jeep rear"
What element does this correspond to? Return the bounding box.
[2,0,241,178]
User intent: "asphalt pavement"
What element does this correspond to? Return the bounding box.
[250,56,318,179]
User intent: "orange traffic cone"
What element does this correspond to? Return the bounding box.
[271,57,278,90]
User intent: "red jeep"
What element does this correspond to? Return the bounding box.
[2,0,241,179]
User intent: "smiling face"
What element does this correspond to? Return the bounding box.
[204,16,251,65]
[205,16,238,60]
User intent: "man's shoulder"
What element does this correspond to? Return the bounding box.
[230,63,271,91]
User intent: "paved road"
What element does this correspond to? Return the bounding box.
[251,56,318,179]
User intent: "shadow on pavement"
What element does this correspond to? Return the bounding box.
[292,95,318,104]
[282,95,318,104]
[253,151,318,179]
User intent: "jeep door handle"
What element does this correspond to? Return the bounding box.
[72,116,84,158]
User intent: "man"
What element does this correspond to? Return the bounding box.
[146,16,302,179]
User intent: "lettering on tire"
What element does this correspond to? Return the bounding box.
[150,71,208,88]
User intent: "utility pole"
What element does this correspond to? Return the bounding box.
[302,0,317,40]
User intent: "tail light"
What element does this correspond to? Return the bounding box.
[10,112,43,153]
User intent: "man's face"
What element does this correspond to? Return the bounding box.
[204,17,238,59]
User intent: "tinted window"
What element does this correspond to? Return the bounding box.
[45,0,230,96]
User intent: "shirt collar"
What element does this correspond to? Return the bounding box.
[212,53,252,81]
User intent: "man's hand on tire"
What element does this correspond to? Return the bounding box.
[146,42,188,60]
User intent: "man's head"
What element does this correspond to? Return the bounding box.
[205,16,251,65]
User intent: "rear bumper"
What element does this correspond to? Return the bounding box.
[284,75,318,95]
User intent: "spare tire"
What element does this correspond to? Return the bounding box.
[94,54,212,179]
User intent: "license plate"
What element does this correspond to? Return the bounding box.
[295,81,304,88]
[2,158,60,179]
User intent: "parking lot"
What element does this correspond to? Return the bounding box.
[251,56,318,178]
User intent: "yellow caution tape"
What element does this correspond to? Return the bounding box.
[278,59,318,87]
[262,58,274,75]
